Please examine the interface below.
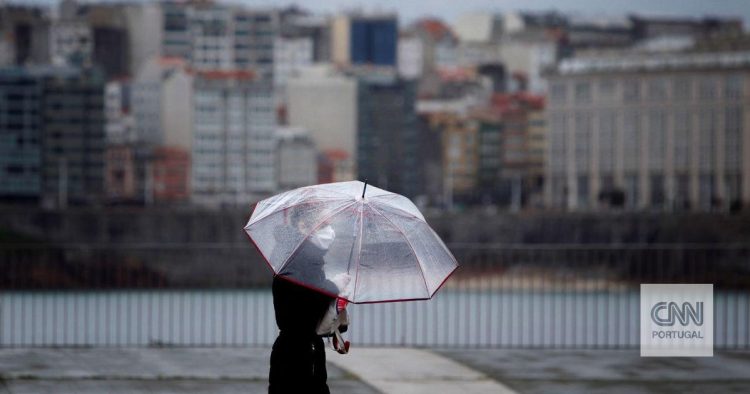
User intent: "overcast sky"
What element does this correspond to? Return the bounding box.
[233,0,750,27]
[22,0,750,28]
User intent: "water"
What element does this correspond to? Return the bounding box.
[1,290,748,348]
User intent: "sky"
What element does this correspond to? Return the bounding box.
[231,0,750,27]
[18,0,750,28]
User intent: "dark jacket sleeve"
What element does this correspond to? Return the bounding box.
[273,275,334,335]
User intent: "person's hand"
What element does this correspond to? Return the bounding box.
[336,298,348,313]
[331,272,353,296]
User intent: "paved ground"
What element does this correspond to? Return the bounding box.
[437,349,750,394]
[327,347,515,394]
[0,347,378,394]
[1,347,749,393]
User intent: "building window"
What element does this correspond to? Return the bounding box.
[725,74,743,100]
[648,110,665,170]
[673,110,691,171]
[675,173,690,210]
[725,106,742,171]
[623,79,640,103]
[574,82,591,104]
[598,79,616,100]
[548,114,566,174]
[577,175,589,207]
[599,111,616,172]
[650,174,664,207]
[624,173,638,209]
[698,174,714,210]
[574,112,591,173]
[672,77,691,101]
[698,109,715,171]
[725,174,741,206]
[647,79,667,101]
[623,111,640,171]
[698,77,718,101]
[550,82,566,105]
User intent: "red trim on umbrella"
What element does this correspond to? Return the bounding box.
[274,274,341,300]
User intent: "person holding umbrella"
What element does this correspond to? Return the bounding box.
[267,209,349,394]
[245,181,458,393]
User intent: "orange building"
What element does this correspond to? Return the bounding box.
[152,147,190,203]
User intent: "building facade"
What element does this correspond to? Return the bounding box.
[286,65,357,179]
[356,74,420,197]
[332,14,397,67]
[0,68,43,200]
[273,35,313,99]
[276,126,316,190]
[40,66,106,207]
[191,71,276,206]
[545,51,750,211]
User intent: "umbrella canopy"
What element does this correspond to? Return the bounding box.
[244,181,458,303]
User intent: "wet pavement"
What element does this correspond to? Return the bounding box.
[437,348,750,394]
[1,347,749,393]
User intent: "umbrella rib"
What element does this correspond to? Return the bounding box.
[369,196,424,221]
[350,201,364,302]
[368,204,431,298]
[274,200,358,276]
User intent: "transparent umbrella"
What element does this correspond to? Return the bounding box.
[243,181,458,303]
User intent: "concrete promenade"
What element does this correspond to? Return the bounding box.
[1,347,749,393]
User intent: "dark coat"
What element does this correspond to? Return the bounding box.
[268,240,335,394]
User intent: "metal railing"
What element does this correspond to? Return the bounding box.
[1,243,748,348]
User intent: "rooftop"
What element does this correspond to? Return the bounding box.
[555,50,750,75]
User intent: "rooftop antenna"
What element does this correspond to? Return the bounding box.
[362,179,368,199]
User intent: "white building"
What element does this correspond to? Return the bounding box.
[189,4,234,70]
[545,50,750,211]
[131,57,193,147]
[497,33,557,93]
[160,2,278,80]
[398,34,423,79]
[273,35,313,100]
[191,71,276,206]
[233,8,279,81]
[51,0,92,66]
[104,80,136,144]
[287,65,357,179]
[276,127,317,190]
[452,13,502,44]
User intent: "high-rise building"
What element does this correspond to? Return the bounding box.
[233,8,279,81]
[426,111,479,204]
[0,5,51,67]
[0,66,106,206]
[51,0,92,67]
[191,70,276,206]
[545,50,750,211]
[39,66,106,207]
[159,2,278,81]
[0,68,43,201]
[280,11,331,63]
[132,57,192,146]
[473,93,546,207]
[332,14,397,67]
[287,65,357,180]
[273,34,313,100]
[398,18,458,79]
[356,73,420,197]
